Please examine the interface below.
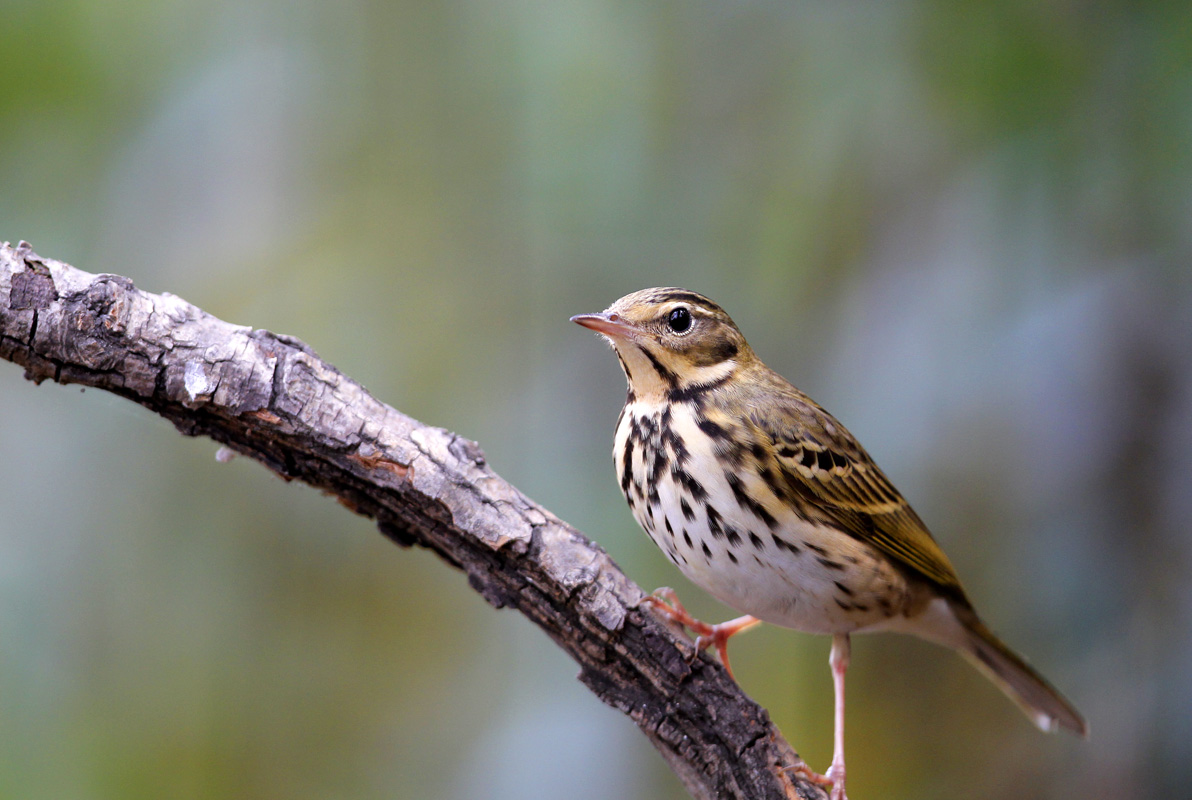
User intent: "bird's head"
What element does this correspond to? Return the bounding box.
[571,288,754,401]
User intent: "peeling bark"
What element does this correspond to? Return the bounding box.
[0,241,824,800]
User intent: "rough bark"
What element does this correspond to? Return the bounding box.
[0,240,824,800]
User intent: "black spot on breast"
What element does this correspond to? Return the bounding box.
[697,418,728,439]
[650,448,667,483]
[706,506,724,539]
[724,526,742,547]
[673,466,708,501]
[726,550,738,564]
[680,497,695,521]
[683,529,693,548]
[805,542,828,556]
[772,535,800,555]
[817,557,845,571]
[749,532,764,550]
[833,580,854,597]
[638,414,658,438]
[720,439,748,468]
[619,437,634,493]
[726,471,779,530]
[701,541,712,559]
[664,427,690,465]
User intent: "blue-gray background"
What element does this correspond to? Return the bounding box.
[2,2,1189,798]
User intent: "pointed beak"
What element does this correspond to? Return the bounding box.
[570,312,640,341]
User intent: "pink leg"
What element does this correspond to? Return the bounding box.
[827,633,850,800]
[695,614,762,680]
[643,588,760,680]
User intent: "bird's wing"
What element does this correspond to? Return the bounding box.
[749,380,964,592]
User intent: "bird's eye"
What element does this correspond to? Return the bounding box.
[667,307,693,334]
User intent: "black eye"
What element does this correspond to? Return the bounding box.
[667,307,692,334]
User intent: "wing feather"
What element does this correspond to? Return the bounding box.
[741,370,964,592]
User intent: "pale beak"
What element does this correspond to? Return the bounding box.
[570,312,640,341]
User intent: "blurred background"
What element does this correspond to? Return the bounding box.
[2,1,1190,798]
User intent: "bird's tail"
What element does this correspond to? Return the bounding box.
[953,605,1088,737]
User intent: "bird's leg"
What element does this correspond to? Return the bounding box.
[780,634,851,795]
[642,588,760,679]
[827,632,851,800]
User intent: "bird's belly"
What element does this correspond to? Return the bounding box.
[617,404,911,635]
[653,503,901,634]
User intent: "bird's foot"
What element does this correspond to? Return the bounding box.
[784,761,846,800]
[641,588,759,679]
[826,762,847,800]
[642,588,706,633]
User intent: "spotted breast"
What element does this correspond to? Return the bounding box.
[614,394,916,636]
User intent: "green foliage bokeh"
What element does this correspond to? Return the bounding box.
[2,1,1190,798]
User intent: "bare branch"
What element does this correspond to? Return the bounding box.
[0,241,823,800]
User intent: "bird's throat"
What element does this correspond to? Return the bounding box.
[613,342,737,404]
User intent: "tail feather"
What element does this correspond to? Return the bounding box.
[957,610,1088,737]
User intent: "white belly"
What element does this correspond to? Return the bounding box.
[615,400,911,635]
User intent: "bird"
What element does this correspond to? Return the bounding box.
[571,287,1086,800]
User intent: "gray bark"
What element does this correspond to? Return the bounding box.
[0,240,824,800]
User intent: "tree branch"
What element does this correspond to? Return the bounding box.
[0,241,822,800]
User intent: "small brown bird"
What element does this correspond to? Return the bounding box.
[572,288,1086,799]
